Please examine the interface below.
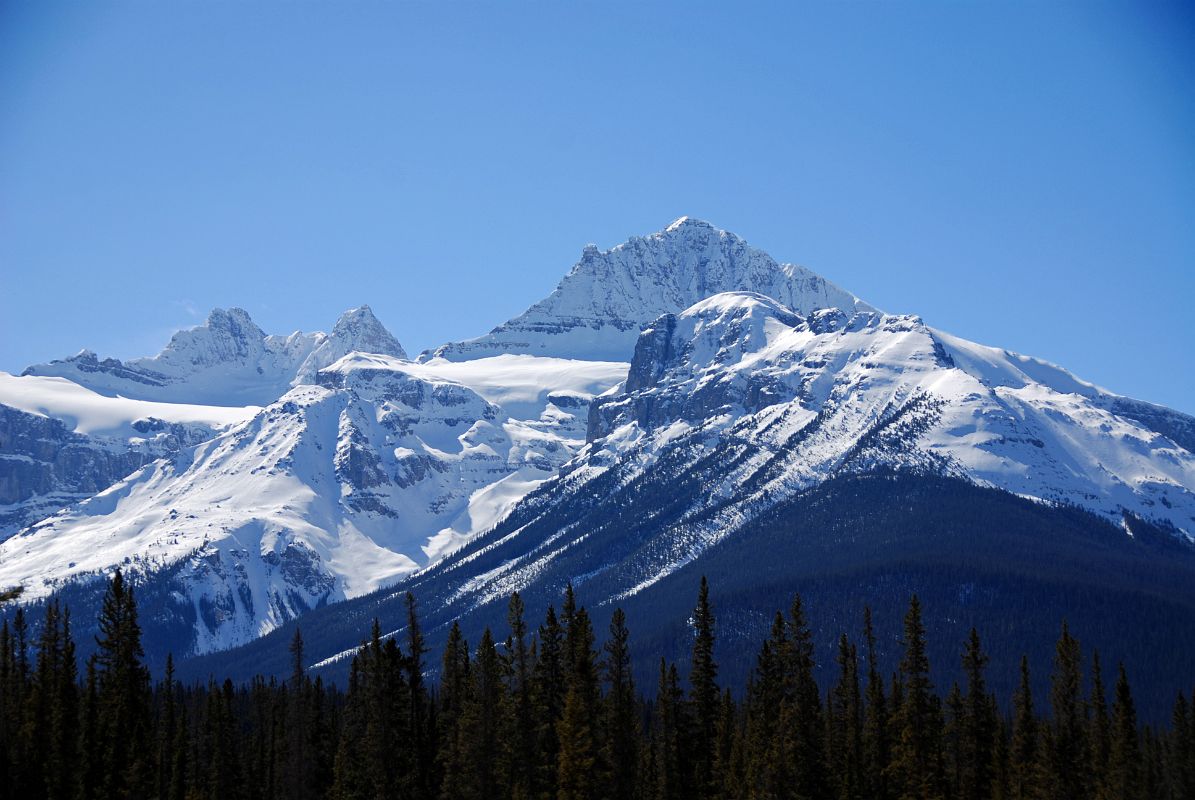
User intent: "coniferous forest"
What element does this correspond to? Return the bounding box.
[1,571,1194,800]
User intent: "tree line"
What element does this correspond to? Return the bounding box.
[1,571,1193,800]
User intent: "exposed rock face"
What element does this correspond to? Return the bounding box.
[0,404,216,538]
[624,313,677,393]
[429,217,871,363]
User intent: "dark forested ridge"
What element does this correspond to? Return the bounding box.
[2,571,1194,800]
[176,473,1195,723]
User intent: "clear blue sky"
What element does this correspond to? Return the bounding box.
[2,1,1192,412]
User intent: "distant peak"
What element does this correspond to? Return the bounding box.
[332,304,380,329]
[207,306,253,323]
[200,307,265,341]
[664,216,716,233]
[329,305,406,359]
[202,306,262,334]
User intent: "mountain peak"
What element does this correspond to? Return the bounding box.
[202,307,264,341]
[328,305,406,359]
[663,215,716,233]
[429,222,870,362]
[22,303,411,406]
[291,306,408,385]
[333,304,376,325]
[208,305,255,324]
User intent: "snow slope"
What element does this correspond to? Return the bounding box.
[0,373,257,438]
[0,353,626,652]
[592,292,1195,533]
[0,373,258,539]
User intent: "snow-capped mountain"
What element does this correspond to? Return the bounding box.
[2,305,403,538]
[428,216,871,362]
[268,291,1194,652]
[190,294,1195,711]
[590,292,1195,530]
[23,305,406,406]
[2,217,1193,668]
[501,290,1195,605]
[0,353,624,652]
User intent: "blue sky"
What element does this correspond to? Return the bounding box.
[1,1,1192,412]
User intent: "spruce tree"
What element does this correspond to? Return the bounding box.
[960,628,995,800]
[556,678,598,800]
[30,600,79,800]
[1171,692,1195,800]
[945,683,966,799]
[1142,726,1165,800]
[79,654,101,800]
[247,675,274,800]
[0,619,13,797]
[1047,623,1088,800]
[332,651,369,800]
[505,592,536,799]
[562,583,578,644]
[565,603,600,722]
[990,714,1011,800]
[1089,650,1111,796]
[283,628,315,800]
[202,678,244,800]
[12,608,29,689]
[356,618,410,798]
[654,659,686,800]
[1009,656,1039,800]
[689,576,719,798]
[157,653,177,800]
[783,594,827,800]
[460,628,505,799]
[531,605,565,798]
[602,607,638,800]
[168,694,189,800]
[829,633,864,800]
[6,608,32,796]
[438,619,471,797]
[744,612,790,798]
[558,601,600,800]
[886,595,944,800]
[94,569,153,799]
[7,574,1195,800]
[406,592,435,800]
[714,687,743,798]
[1102,664,1142,800]
[862,607,892,800]
[309,676,336,798]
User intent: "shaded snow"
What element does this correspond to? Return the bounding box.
[0,372,258,438]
